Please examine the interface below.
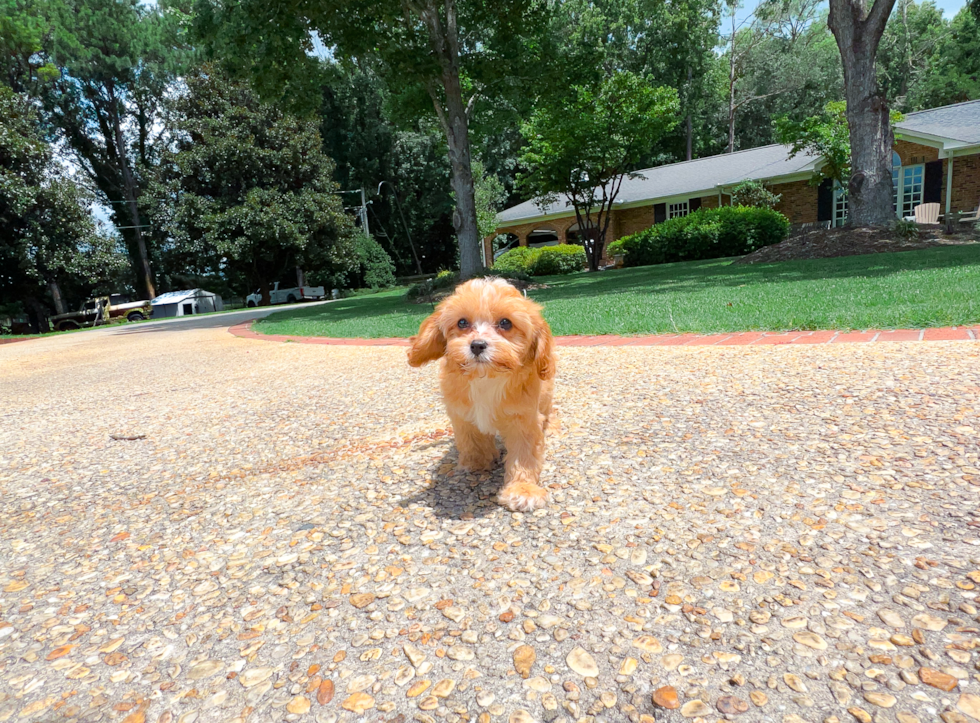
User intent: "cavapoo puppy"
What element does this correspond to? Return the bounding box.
[407,277,555,512]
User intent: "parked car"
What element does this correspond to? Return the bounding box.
[246,282,326,307]
[50,294,152,331]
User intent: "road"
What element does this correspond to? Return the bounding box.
[1,322,979,722]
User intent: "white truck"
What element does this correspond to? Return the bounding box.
[246,282,326,307]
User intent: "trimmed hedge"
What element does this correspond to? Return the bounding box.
[617,206,790,267]
[494,244,586,276]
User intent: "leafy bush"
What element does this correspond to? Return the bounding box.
[730,179,782,210]
[618,207,790,267]
[893,218,919,240]
[493,246,536,274]
[493,244,586,276]
[606,238,626,257]
[529,245,586,275]
[354,233,396,290]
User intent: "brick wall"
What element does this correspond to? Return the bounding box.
[772,180,818,224]
[614,206,655,237]
[700,195,720,209]
[944,153,980,216]
[894,140,940,166]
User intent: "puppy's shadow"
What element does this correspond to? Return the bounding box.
[395,443,504,520]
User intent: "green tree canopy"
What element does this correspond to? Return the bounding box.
[7,0,192,299]
[0,86,126,331]
[906,6,980,109]
[193,0,549,279]
[519,71,678,272]
[146,68,357,304]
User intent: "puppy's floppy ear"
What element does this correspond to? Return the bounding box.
[407,312,446,367]
[532,316,555,381]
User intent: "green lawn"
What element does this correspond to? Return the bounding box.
[253,245,980,338]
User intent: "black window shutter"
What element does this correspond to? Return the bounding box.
[654,203,666,223]
[924,160,943,204]
[689,197,702,211]
[817,179,833,223]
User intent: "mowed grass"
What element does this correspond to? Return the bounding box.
[254,244,980,338]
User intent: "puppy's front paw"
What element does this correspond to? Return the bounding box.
[498,482,549,512]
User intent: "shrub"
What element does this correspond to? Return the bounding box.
[354,233,397,290]
[493,246,536,273]
[493,244,585,276]
[893,218,919,240]
[528,245,586,275]
[606,238,626,257]
[730,179,782,210]
[618,207,790,267]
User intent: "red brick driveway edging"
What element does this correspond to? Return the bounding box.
[230,321,979,347]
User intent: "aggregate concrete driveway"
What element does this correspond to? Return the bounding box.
[2,323,980,723]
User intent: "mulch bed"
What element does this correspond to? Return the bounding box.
[736,224,978,265]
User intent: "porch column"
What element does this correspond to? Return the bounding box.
[946,155,954,217]
[517,231,529,247]
[557,226,568,244]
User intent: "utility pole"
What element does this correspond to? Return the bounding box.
[360,188,370,237]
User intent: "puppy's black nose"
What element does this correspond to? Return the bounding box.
[470,340,488,357]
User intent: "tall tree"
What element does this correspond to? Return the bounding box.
[906,6,979,109]
[519,72,678,272]
[0,86,126,331]
[194,0,546,279]
[548,0,722,162]
[877,0,947,109]
[9,0,190,299]
[828,0,898,226]
[722,0,837,153]
[317,62,459,275]
[146,68,357,304]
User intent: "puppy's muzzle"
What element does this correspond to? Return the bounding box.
[469,340,488,358]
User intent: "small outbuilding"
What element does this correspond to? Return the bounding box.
[150,289,223,318]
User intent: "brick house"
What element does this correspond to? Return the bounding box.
[486,99,980,265]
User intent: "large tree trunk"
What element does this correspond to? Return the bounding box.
[25,297,49,334]
[47,280,66,316]
[109,83,156,299]
[419,0,484,279]
[444,89,482,279]
[829,0,897,226]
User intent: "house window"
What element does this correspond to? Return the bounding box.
[892,151,924,218]
[833,182,848,228]
[668,201,689,219]
[899,164,924,217]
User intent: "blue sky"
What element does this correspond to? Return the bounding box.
[734,0,968,26]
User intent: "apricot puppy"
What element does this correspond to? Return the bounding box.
[407,277,555,512]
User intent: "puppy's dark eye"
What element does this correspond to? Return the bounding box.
[457,319,469,329]
[498,318,512,331]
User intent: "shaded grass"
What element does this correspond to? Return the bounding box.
[254,244,980,338]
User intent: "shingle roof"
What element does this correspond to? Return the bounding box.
[896,100,980,146]
[497,144,820,225]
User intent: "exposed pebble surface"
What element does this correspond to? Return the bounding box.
[1,325,980,723]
